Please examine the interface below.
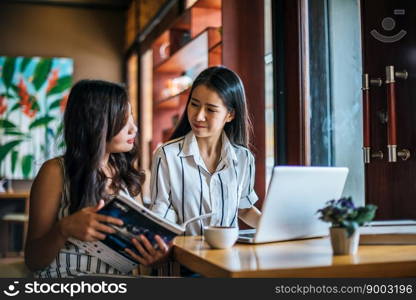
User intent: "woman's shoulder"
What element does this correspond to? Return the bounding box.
[231,144,255,160]
[32,157,64,194]
[37,157,64,179]
[154,136,186,157]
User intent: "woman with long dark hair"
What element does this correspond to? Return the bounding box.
[25,80,168,278]
[149,66,261,237]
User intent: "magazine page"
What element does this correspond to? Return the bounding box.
[69,238,139,273]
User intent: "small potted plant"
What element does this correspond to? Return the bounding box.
[317,197,377,255]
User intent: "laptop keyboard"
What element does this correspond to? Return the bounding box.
[239,233,255,238]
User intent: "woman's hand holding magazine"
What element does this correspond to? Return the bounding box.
[125,234,171,266]
[123,212,216,266]
[59,200,124,242]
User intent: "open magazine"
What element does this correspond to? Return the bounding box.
[68,195,213,273]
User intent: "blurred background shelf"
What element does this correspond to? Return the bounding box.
[156,88,190,110]
[0,192,30,258]
[151,0,222,150]
[154,27,221,74]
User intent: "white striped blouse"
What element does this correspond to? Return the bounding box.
[150,131,258,236]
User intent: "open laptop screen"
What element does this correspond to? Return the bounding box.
[239,166,348,244]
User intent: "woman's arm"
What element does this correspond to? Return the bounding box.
[25,159,69,271]
[238,206,261,228]
[149,147,178,223]
[237,150,262,228]
[25,159,70,271]
[25,159,123,271]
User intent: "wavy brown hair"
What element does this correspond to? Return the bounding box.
[63,79,144,213]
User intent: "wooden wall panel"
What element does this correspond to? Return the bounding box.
[222,0,266,204]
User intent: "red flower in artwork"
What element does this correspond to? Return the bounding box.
[47,69,59,93]
[22,105,37,118]
[60,94,68,112]
[0,95,7,115]
[18,78,29,103]
[18,78,37,118]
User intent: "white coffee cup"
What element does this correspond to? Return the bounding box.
[203,226,238,249]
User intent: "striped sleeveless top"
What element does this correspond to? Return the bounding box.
[33,157,133,278]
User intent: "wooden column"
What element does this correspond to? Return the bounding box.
[222,0,266,204]
[283,0,307,165]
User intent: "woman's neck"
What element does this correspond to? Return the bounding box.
[101,152,110,166]
[101,153,111,177]
[195,132,222,158]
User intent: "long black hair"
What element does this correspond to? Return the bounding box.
[170,66,252,148]
[63,79,144,213]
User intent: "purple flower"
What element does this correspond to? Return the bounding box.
[338,197,355,209]
[316,196,377,235]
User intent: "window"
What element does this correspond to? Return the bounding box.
[306,0,364,204]
[265,0,275,186]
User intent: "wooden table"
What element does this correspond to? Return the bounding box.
[173,236,416,277]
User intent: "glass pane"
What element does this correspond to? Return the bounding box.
[265,0,275,187]
[307,0,365,205]
[127,54,138,122]
[140,49,153,203]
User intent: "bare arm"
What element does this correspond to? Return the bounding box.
[238,206,262,228]
[25,159,124,271]
[25,158,69,271]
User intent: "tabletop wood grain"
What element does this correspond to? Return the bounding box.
[173,236,416,277]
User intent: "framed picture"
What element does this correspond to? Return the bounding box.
[0,56,73,179]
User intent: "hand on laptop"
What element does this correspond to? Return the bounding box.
[238,206,262,228]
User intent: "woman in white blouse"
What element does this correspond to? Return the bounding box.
[150,66,261,236]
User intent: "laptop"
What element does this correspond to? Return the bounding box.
[238,166,349,244]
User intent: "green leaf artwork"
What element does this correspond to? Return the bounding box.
[20,58,32,73]
[0,56,73,179]
[47,75,72,96]
[2,57,16,90]
[11,150,18,173]
[0,140,23,163]
[32,58,53,91]
[21,154,34,179]
[9,103,20,113]
[48,99,62,110]
[0,120,17,129]
[29,116,55,130]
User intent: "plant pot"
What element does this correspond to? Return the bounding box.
[329,227,360,255]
